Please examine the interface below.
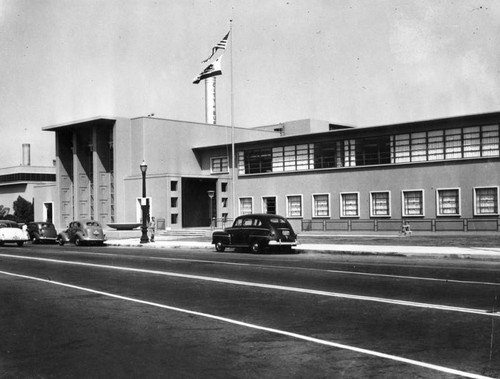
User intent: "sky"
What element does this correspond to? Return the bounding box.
[1,0,499,167]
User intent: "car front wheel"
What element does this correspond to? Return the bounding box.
[215,241,225,252]
[75,237,82,246]
[17,241,24,247]
[57,237,65,246]
[249,241,263,254]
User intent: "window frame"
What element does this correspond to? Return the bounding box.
[238,196,254,216]
[473,186,499,216]
[401,189,425,217]
[369,191,391,218]
[312,193,331,218]
[261,195,278,215]
[286,194,303,218]
[340,192,360,218]
[436,188,461,217]
[210,156,229,174]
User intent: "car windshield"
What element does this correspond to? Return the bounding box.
[0,222,17,228]
[86,221,100,227]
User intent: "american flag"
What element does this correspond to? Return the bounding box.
[201,31,230,63]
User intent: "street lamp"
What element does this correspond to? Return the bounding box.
[208,190,215,228]
[140,160,149,244]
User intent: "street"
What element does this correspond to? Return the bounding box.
[1,244,500,378]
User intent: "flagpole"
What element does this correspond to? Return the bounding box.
[230,19,236,221]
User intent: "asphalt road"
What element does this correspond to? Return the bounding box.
[1,244,500,378]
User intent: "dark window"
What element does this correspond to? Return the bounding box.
[0,173,56,183]
[314,143,337,168]
[244,148,272,174]
[356,136,391,165]
[171,181,178,191]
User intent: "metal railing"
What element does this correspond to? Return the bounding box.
[301,218,500,233]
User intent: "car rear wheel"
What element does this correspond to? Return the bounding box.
[75,237,82,246]
[215,241,225,252]
[56,237,65,246]
[249,241,263,254]
[17,241,24,247]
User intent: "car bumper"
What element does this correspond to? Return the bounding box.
[38,237,58,242]
[268,240,298,247]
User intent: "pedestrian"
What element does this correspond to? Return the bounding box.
[149,216,156,242]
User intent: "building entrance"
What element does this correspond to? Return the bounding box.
[181,178,217,227]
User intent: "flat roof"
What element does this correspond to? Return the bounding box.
[42,116,117,131]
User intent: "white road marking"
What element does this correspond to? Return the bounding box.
[28,250,500,287]
[0,269,493,379]
[1,253,499,317]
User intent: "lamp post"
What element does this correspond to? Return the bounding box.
[140,160,149,243]
[208,190,215,229]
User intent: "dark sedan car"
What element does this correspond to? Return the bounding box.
[27,222,58,244]
[57,220,106,246]
[212,213,297,254]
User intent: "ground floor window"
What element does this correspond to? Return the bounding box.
[437,188,460,216]
[340,192,359,217]
[286,195,303,218]
[370,191,390,217]
[262,196,277,214]
[312,194,330,217]
[402,190,424,216]
[239,197,253,215]
[474,187,498,216]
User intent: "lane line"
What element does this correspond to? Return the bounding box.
[1,253,499,317]
[20,250,500,287]
[0,269,493,379]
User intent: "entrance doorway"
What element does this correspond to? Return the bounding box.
[43,202,54,223]
[181,178,217,227]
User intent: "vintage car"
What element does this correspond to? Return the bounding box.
[212,213,297,254]
[27,221,58,244]
[0,220,30,247]
[57,220,106,246]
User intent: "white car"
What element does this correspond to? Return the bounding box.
[0,220,30,246]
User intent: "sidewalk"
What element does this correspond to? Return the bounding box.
[104,232,500,261]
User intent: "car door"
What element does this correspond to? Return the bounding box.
[238,217,254,246]
[68,222,79,241]
[225,218,243,246]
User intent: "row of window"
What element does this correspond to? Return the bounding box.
[208,124,500,174]
[238,187,499,218]
[0,173,56,183]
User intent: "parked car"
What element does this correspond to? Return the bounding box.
[57,220,106,246]
[27,221,58,244]
[0,220,30,247]
[212,213,298,254]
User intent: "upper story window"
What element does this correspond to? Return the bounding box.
[236,124,499,176]
[211,156,229,173]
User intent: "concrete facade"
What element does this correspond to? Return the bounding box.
[37,112,500,233]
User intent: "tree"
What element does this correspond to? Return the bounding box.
[0,205,10,219]
[13,196,34,223]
